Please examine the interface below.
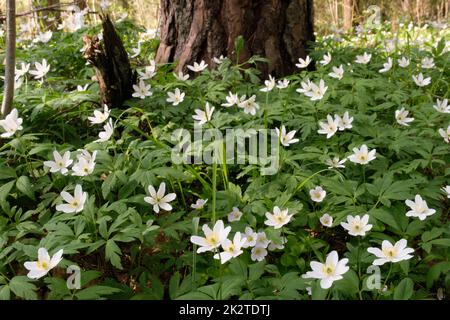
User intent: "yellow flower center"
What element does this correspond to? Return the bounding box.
[322,265,334,275]
[358,155,367,161]
[383,248,397,258]
[225,244,235,253]
[36,260,49,270]
[206,234,219,246]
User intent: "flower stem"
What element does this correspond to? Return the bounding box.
[212,161,217,224]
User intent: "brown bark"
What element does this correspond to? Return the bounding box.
[156,0,315,78]
[75,0,87,10]
[83,15,136,109]
[1,0,16,118]
[343,0,353,30]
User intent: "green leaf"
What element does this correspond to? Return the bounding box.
[426,262,450,288]
[249,261,265,281]
[393,278,414,300]
[229,259,247,280]
[45,277,71,300]
[74,285,120,300]
[234,35,245,58]
[421,228,444,242]
[9,276,38,300]
[311,281,328,300]
[428,239,450,247]
[334,269,360,296]
[169,272,181,300]
[0,165,17,180]
[0,285,11,300]
[105,239,123,269]
[16,176,35,200]
[0,180,15,202]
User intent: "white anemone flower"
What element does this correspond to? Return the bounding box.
[355,52,372,64]
[319,52,332,66]
[367,239,414,266]
[166,88,185,106]
[295,56,312,68]
[304,79,327,101]
[255,231,270,248]
[174,70,189,81]
[395,108,414,126]
[441,186,450,198]
[348,144,376,165]
[227,207,243,222]
[310,186,326,203]
[132,79,152,99]
[340,214,373,236]
[191,198,208,210]
[319,213,333,227]
[238,95,259,116]
[187,60,208,72]
[213,232,246,264]
[137,66,156,80]
[397,56,410,68]
[260,75,276,92]
[0,108,23,138]
[421,57,435,69]
[193,102,214,125]
[325,156,347,169]
[405,195,436,221]
[242,227,257,248]
[95,118,114,143]
[329,65,344,80]
[251,246,268,262]
[29,59,50,79]
[88,104,110,124]
[276,125,299,147]
[190,220,231,253]
[379,57,393,73]
[438,125,450,143]
[302,250,349,289]
[317,114,339,138]
[24,248,63,279]
[336,111,353,131]
[43,151,73,175]
[56,184,87,213]
[264,206,293,229]
[144,182,176,213]
[276,79,290,89]
[221,92,240,107]
[412,73,431,87]
[433,99,449,113]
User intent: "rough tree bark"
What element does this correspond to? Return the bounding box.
[1,0,16,118]
[83,15,136,108]
[156,0,315,78]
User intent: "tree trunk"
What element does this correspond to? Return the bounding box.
[75,0,87,10]
[1,0,16,118]
[156,0,315,78]
[83,15,136,108]
[342,0,353,30]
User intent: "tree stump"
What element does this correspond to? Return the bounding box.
[156,0,315,78]
[83,15,136,109]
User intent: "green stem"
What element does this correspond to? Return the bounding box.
[281,168,331,208]
[212,161,217,223]
[264,92,269,129]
